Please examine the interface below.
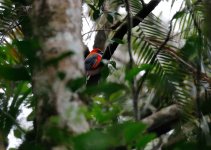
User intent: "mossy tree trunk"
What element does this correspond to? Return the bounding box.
[30,0,89,148]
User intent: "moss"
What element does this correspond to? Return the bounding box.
[57,71,66,80]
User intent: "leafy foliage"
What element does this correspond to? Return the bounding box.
[73,121,155,150]
[0,0,211,150]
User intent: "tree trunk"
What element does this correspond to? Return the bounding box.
[30,0,89,147]
[0,131,6,150]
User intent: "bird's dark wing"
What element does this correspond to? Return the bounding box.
[85,53,98,71]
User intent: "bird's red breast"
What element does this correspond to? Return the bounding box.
[85,48,103,75]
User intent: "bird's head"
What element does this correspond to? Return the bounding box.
[90,48,103,54]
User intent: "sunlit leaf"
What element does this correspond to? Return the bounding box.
[109,91,125,102]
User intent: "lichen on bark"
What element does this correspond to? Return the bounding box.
[30,0,89,144]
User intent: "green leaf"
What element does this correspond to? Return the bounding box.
[123,122,147,143]
[90,103,120,123]
[13,39,39,61]
[84,82,125,95]
[72,121,154,150]
[44,116,71,144]
[125,64,152,81]
[109,60,117,69]
[98,0,104,7]
[181,36,201,62]
[107,13,114,23]
[172,10,186,20]
[100,65,110,80]
[92,96,106,103]
[66,77,86,92]
[109,91,124,102]
[73,130,114,150]
[136,133,156,148]
[93,9,101,20]
[57,71,66,80]
[27,110,35,121]
[0,49,7,60]
[0,65,30,81]
[44,51,74,66]
[45,127,70,144]
[88,4,97,11]
[114,12,121,16]
[88,4,101,20]
[107,121,149,146]
[14,128,22,139]
[111,38,125,44]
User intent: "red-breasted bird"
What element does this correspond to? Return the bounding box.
[85,48,103,76]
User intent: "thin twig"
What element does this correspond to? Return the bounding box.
[82,29,112,37]
[124,0,134,66]
[124,0,138,120]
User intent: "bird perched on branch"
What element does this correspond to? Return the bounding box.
[85,48,103,76]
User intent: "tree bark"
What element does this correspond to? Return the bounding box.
[31,0,89,146]
[142,104,182,136]
[103,0,161,60]
[0,131,6,150]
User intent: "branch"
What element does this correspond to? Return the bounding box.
[0,131,6,150]
[92,1,112,51]
[93,30,107,50]
[87,0,161,85]
[142,104,182,136]
[124,0,138,120]
[161,134,186,149]
[113,104,181,150]
[103,0,161,60]
[124,0,133,66]
[82,29,112,37]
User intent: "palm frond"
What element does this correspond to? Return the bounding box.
[0,1,21,44]
[131,14,195,122]
[0,81,31,136]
